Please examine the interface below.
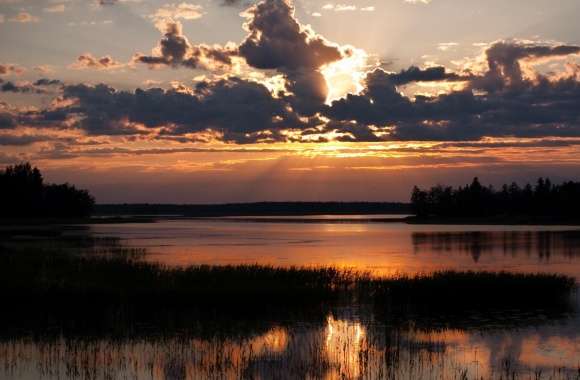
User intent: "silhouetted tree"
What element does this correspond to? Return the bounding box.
[410,177,580,219]
[0,163,95,218]
[411,186,429,217]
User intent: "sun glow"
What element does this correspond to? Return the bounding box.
[322,47,370,104]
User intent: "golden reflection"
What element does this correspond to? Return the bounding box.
[324,316,367,379]
[2,323,580,379]
[520,335,580,368]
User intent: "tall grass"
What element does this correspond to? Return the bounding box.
[371,270,575,310]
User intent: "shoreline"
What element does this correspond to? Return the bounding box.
[4,214,580,226]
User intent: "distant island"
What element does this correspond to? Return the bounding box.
[409,177,580,225]
[95,202,412,218]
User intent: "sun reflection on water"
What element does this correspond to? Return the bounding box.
[324,316,367,379]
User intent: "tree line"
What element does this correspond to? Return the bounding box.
[411,177,580,218]
[0,163,94,218]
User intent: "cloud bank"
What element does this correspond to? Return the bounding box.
[3,0,580,146]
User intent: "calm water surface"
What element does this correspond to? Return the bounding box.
[91,219,580,279]
[2,218,580,379]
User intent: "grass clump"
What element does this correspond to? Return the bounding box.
[369,271,576,326]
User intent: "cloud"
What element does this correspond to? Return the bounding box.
[220,0,248,6]
[0,113,16,129]
[135,0,355,114]
[71,54,125,70]
[325,40,580,141]
[57,78,307,143]
[135,20,235,70]
[385,65,468,86]
[322,4,356,11]
[95,0,143,6]
[43,3,67,13]
[0,134,52,146]
[0,64,25,76]
[3,3,580,146]
[149,2,203,32]
[321,4,374,12]
[0,81,46,94]
[239,0,347,113]
[33,65,55,74]
[239,0,342,71]
[9,12,39,23]
[472,40,580,92]
[437,42,459,52]
[34,78,63,86]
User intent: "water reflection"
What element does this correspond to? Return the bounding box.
[2,313,579,380]
[413,230,580,263]
[89,220,580,280]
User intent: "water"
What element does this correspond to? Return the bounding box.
[2,218,580,379]
[91,219,580,279]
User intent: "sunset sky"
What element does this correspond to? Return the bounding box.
[1,0,580,203]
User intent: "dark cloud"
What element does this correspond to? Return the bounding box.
[325,40,580,141]
[283,70,329,115]
[221,0,251,6]
[472,41,580,92]
[0,113,16,129]
[0,134,50,146]
[135,21,235,70]
[0,81,46,94]
[34,79,63,86]
[239,0,342,71]
[3,3,580,147]
[136,0,343,115]
[386,65,469,86]
[59,77,306,142]
[238,0,344,114]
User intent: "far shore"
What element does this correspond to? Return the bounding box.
[4,213,580,226]
[0,216,157,226]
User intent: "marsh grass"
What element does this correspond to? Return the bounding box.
[370,271,576,312]
[1,240,576,335]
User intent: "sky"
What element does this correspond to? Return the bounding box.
[1,0,580,203]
